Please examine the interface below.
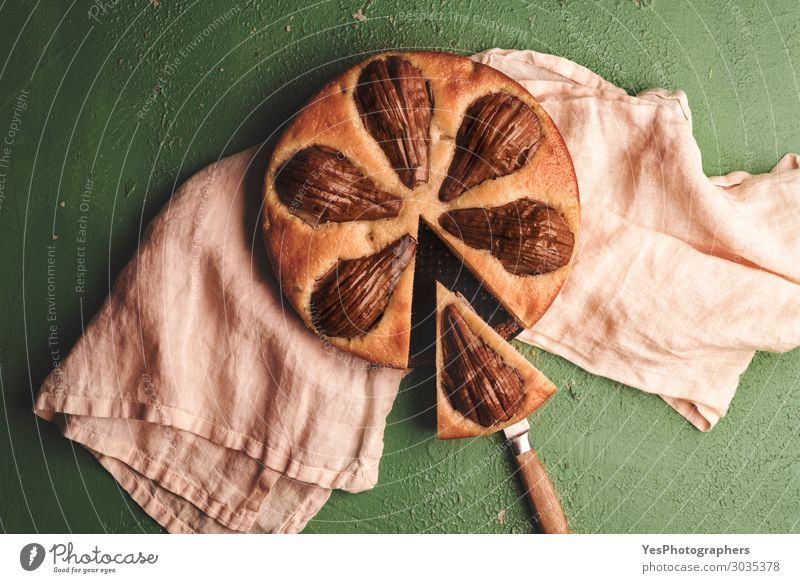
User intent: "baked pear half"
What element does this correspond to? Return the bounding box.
[436,282,557,439]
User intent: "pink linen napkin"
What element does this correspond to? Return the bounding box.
[34,147,406,533]
[34,48,800,534]
[472,49,800,431]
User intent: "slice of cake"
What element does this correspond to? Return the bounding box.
[436,282,557,439]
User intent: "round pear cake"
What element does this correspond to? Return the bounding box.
[262,51,579,369]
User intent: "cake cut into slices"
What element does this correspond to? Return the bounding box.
[435,283,557,440]
[262,51,579,368]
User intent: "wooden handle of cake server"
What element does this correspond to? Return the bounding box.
[515,448,569,534]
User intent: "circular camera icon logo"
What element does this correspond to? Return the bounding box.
[20,543,46,571]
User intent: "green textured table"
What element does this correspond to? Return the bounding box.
[1,0,799,534]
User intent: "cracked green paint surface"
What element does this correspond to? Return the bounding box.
[1,0,799,534]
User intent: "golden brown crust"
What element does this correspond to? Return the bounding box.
[435,283,557,439]
[263,51,580,367]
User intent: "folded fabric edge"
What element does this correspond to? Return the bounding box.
[514,329,738,431]
[278,494,330,534]
[97,454,331,533]
[33,391,380,494]
[471,48,626,93]
[252,475,333,534]
[40,411,274,532]
[709,153,800,188]
[659,396,716,432]
[96,454,207,534]
[470,49,692,120]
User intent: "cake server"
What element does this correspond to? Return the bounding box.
[503,418,569,533]
[412,220,569,533]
